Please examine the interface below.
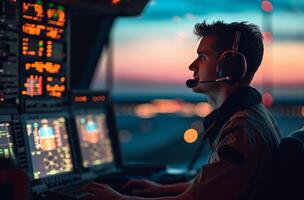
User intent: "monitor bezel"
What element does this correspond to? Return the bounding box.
[71,104,122,173]
[21,112,77,185]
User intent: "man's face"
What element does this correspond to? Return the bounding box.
[188,35,219,94]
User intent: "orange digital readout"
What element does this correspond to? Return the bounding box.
[22,23,45,36]
[23,2,44,22]
[46,26,64,39]
[46,41,53,58]
[74,96,88,103]
[46,76,66,98]
[22,75,43,97]
[47,76,53,82]
[92,96,106,102]
[46,76,65,84]
[25,62,61,74]
[46,84,65,98]
[22,23,64,39]
[22,38,44,57]
[47,9,66,27]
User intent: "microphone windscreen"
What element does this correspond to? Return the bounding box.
[186,79,198,88]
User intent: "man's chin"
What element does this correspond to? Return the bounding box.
[192,87,204,93]
[192,85,211,94]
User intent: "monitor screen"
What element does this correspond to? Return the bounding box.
[75,112,114,168]
[0,123,14,159]
[26,117,73,179]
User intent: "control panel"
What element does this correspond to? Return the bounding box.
[19,0,69,112]
[0,0,19,113]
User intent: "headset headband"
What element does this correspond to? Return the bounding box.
[232,31,241,55]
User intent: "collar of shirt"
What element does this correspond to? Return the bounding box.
[203,86,262,148]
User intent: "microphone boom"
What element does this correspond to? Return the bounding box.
[186,76,231,88]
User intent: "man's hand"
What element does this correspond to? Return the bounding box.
[122,179,165,197]
[79,182,125,200]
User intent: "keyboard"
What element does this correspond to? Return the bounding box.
[39,177,129,199]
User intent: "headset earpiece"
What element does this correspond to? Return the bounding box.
[217,31,247,83]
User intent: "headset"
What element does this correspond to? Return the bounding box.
[216,31,247,84]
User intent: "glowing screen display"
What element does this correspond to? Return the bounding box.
[75,113,114,168]
[20,0,67,99]
[0,123,14,159]
[26,117,73,179]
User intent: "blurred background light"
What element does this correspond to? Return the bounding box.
[184,128,198,144]
[261,0,273,12]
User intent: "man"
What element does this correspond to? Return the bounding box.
[80,21,281,200]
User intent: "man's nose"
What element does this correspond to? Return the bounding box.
[188,60,197,71]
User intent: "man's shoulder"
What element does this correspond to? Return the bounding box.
[223,103,277,131]
[219,103,281,150]
[229,104,272,122]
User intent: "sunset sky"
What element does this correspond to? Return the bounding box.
[92,0,304,96]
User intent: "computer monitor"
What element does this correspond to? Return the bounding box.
[0,123,14,159]
[75,111,114,169]
[25,116,73,179]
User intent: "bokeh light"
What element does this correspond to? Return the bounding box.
[184,128,198,143]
